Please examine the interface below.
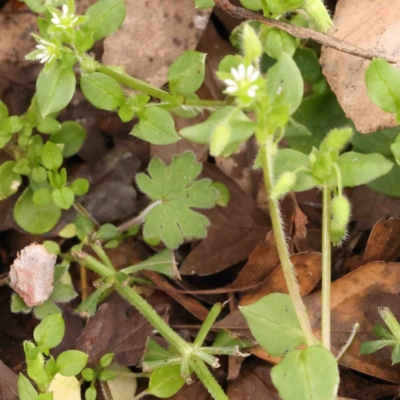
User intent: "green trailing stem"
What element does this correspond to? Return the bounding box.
[194,303,222,348]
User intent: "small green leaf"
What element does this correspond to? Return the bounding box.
[0,161,22,199]
[148,365,185,398]
[131,107,180,145]
[240,293,306,356]
[84,0,126,41]
[33,188,53,206]
[239,0,262,11]
[195,0,215,8]
[18,373,38,400]
[13,159,31,175]
[82,368,95,382]
[392,342,400,365]
[264,29,298,59]
[75,215,95,238]
[33,300,61,320]
[14,188,62,234]
[37,64,76,117]
[136,152,219,249]
[81,72,125,111]
[37,117,61,134]
[50,121,87,157]
[100,353,114,368]
[50,283,78,303]
[58,223,77,238]
[85,387,97,400]
[271,346,339,400]
[0,101,8,119]
[99,370,115,381]
[75,283,113,317]
[37,393,53,400]
[52,187,75,210]
[95,223,118,240]
[31,166,48,183]
[34,313,65,349]
[267,52,304,115]
[293,47,322,84]
[11,293,32,314]
[167,51,206,95]
[338,152,393,187]
[56,350,88,376]
[43,240,60,255]
[212,182,230,207]
[360,340,395,355]
[365,58,400,115]
[41,141,63,170]
[70,178,89,196]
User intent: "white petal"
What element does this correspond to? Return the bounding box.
[40,55,49,63]
[231,67,240,80]
[249,70,260,82]
[48,54,55,62]
[246,65,254,78]
[72,17,78,23]
[226,86,238,94]
[62,4,68,15]
[36,45,46,50]
[224,79,237,86]
[277,86,282,95]
[36,53,46,59]
[40,39,52,45]
[247,85,258,97]
[238,64,246,80]
[51,13,60,23]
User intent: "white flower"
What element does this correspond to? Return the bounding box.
[224,64,260,98]
[51,4,78,29]
[35,39,57,63]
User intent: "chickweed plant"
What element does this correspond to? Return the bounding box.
[1,0,400,398]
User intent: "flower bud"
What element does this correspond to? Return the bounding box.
[331,195,351,228]
[321,128,353,153]
[242,24,263,62]
[330,220,347,246]
[270,172,297,201]
[303,0,333,33]
[210,124,231,157]
[80,56,97,74]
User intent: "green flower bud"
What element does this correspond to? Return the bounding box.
[331,195,351,227]
[80,56,98,74]
[321,128,353,153]
[265,0,303,15]
[210,124,231,157]
[270,172,297,200]
[330,220,347,246]
[303,0,333,33]
[242,24,263,62]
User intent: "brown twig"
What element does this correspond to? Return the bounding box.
[214,0,397,63]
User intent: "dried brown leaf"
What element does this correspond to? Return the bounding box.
[9,244,56,307]
[180,165,269,276]
[321,0,400,133]
[0,360,18,400]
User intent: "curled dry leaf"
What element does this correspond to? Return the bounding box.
[362,218,400,264]
[9,244,56,307]
[0,360,18,400]
[321,0,400,133]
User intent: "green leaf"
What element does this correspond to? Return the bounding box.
[100,353,114,368]
[84,0,126,41]
[43,240,60,255]
[195,0,215,8]
[359,340,395,355]
[131,107,180,145]
[392,342,400,364]
[136,152,218,249]
[148,365,185,398]
[212,329,252,349]
[0,161,22,199]
[85,387,97,400]
[365,58,400,115]
[52,187,75,210]
[167,51,206,95]
[81,72,125,111]
[34,313,65,349]
[75,282,113,317]
[58,223,76,239]
[267,52,303,115]
[121,249,178,279]
[41,141,63,170]
[271,346,339,400]
[240,293,306,356]
[239,0,262,11]
[70,178,89,196]
[18,373,38,400]
[212,182,230,207]
[50,121,87,157]
[264,30,298,59]
[56,350,88,376]
[33,188,53,206]
[37,64,76,117]
[37,394,53,400]
[95,223,118,240]
[37,117,61,134]
[75,215,95,238]
[338,152,393,187]
[31,166,48,183]
[293,47,322,84]
[50,283,78,303]
[33,300,61,319]
[180,106,256,156]
[0,101,8,119]
[11,293,32,314]
[13,158,31,175]
[14,188,62,234]
[271,149,316,191]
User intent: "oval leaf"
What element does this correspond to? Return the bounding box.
[56,350,88,376]
[34,314,65,349]
[50,121,87,157]
[0,161,22,199]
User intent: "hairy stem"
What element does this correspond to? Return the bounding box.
[189,356,229,400]
[259,140,315,346]
[194,303,222,348]
[321,185,332,350]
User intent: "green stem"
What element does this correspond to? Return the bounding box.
[259,140,315,346]
[189,356,229,400]
[91,243,114,271]
[76,251,115,277]
[114,280,193,355]
[321,185,332,350]
[194,303,222,348]
[73,202,100,228]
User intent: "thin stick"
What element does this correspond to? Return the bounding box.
[214,0,397,63]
